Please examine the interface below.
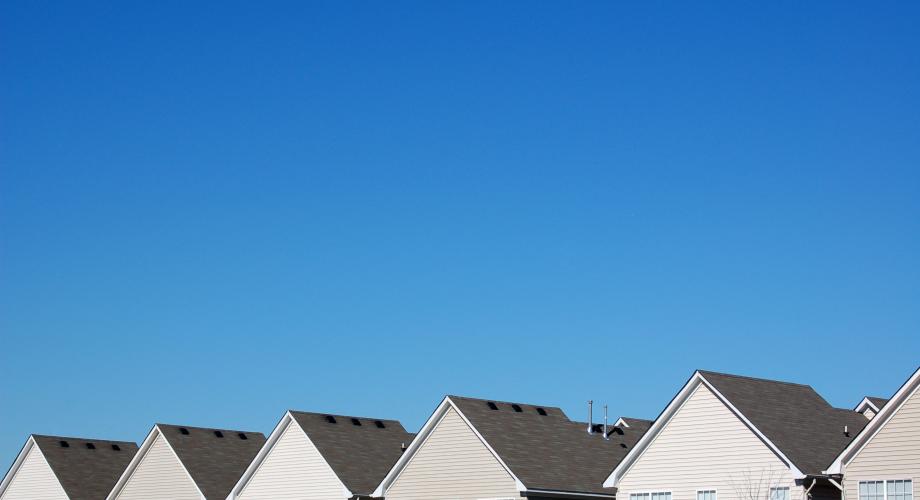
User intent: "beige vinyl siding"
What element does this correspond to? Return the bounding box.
[0,445,68,500]
[844,383,920,500]
[237,419,346,500]
[618,384,799,500]
[385,407,519,500]
[115,434,201,500]
[863,409,877,420]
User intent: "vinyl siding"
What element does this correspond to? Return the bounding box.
[863,409,876,420]
[618,384,800,500]
[844,383,920,500]
[115,434,201,500]
[385,407,519,500]
[237,419,346,500]
[0,445,68,500]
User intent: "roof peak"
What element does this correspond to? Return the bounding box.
[31,434,136,445]
[698,369,815,389]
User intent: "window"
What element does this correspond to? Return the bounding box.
[862,482,886,500]
[698,490,716,500]
[888,481,913,500]
[630,493,650,500]
[770,487,790,500]
[653,492,672,500]
[861,481,914,500]
[631,492,670,500]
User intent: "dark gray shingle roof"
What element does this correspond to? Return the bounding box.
[32,434,138,500]
[157,424,266,499]
[866,396,889,410]
[449,396,650,496]
[289,411,414,496]
[699,371,869,475]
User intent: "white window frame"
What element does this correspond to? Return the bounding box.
[859,480,914,500]
[770,486,791,500]
[697,489,717,500]
[630,491,672,500]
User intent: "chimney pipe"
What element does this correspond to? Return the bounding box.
[844,425,849,437]
[587,400,594,434]
[603,404,609,440]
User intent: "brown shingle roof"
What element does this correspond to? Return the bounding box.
[32,434,138,500]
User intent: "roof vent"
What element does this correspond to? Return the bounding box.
[59,440,69,448]
[536,407,547,416]
[487,402,498,410]
[620,442,627,448]
[511,404,523,413]
[401,442,407,452]
[325,415,337,424]
[844,425,850,437]
[238,433,248,440]
[351,418,362,426]
[214,431,224,438]
[111,444,121,451]
[85,443,96,449]
[591,423,604,433]
[375,420,386,428]
[179,428,190,435]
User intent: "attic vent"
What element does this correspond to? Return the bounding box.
[511,404,523,413]
[325,415,337,424]
[536,407,548,416]
[85,443,96,449]
[375,420,386,428]
[351,418,362,426]
[59,440,69,448]
[214,431,224,438]
[111,444,121,451]
[487,402,499,410]
[179,428,190,435]
[620,443,627,448]
[238,433,248,440]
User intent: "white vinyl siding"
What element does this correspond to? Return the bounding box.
[845,382,920,500]
[0,445,68,500]
[617,384,799,500]
[864,408,877,420]
[385,407,519,500]
[114,434,200,500]
[237,419,346,500]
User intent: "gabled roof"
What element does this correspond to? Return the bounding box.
[0,434,138,500]
[826,365,920,474]
[855,396,889,414]
[109,423,266,500]
[376,395,650,498]
[605,370,868,488]
[288,411,415,496]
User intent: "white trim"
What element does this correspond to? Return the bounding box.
[615,418,630,428]
[0,436,70,500]
[826,366,920,475]
[105,425,206,500]
[696,488,718,500]
[372,396,526,497]
[854,398,882,415]
[603,371,806,488]
[226,411,351,500]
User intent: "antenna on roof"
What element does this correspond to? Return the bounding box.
[603,404,609,440]
[587,400,594,434]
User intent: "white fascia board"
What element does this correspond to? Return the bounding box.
[0,436,43,497]
[826,366,920,475]
[614,418,629,428]
[372,396,526,497]
[106,425,206,500]
[854,397,881,414]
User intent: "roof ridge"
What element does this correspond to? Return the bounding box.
[155,423,262,434]
[698,369,816,389]
[32,434,137,445]
[447,394,564,411]
[288,410,404,423]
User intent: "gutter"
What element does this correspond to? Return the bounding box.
[521,490,618,500]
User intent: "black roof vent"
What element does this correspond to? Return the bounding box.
[511,404,523,412]
[592,423,604,433]
[620,442,628,448]
[238,433,248,440]
[487,402,499,410]
[374,420,386,428]
[59,440,69,448]
[536,407,548,416]
[111,444,121,451]
[351,418,362,426]
[325,415,337,424]
[214,431,224,438]
[179,428,190,435]
[85,443,96,449]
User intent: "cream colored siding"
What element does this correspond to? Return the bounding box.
[385,407,519,500]
[844,384,920,500]
[618,384,799,500]
[115,434,201,500]
[0,445,68,500]
[863,409,877,420]
[237,419,346,500]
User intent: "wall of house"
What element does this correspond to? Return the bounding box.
[114,433,201,500]
[844,382,920,500]
[617,383,800,500]
[0,445,68,500]
[236,419,346,500]
[385,407,519,500]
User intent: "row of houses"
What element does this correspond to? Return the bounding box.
[1,366,917,500]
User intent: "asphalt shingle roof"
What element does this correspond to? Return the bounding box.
[157,424,266,499]
[866,396,890,410]
[32,434,138,500]
[289,411,415,496]
[698,371,869,475]
[449,396,651,496]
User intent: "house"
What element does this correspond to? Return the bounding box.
[106,424,266,500]
[227,410,414,500]
[0,434,138,500]
[826,366,920,500]
[603,370,870,500]
[373,395,651,500]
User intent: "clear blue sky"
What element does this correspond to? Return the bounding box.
[1,1,918,463]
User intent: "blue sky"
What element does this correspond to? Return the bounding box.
[1,1,918,462]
